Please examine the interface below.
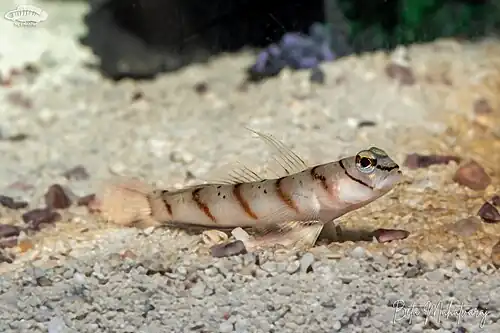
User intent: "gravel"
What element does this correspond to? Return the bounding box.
[1,0,500,332]
[0,251,499,333]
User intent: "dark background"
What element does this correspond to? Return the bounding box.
[77,0,500,79]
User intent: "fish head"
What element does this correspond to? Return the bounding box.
[337,147,402,204]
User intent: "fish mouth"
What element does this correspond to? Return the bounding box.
[375,170,403,191]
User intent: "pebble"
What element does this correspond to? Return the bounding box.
[453,160,491,191]
[449,217,482,237]
[142,226,155,235]
[62,165,90,181]
[492,195,500,206]
[350,246,366,259]
[44,184,72,209]
[0,195,28,209]
[491,241,500,267]
[299,252,315,273]
[310,67,325,84]
[425,269,444,281]
[372,228,410,243]
[218,321,234,333]
[453,259,468,272]
[169,150,195,165]
[286,260,300,274]
[332,321,342,331]
[404,153,460,169]
[47,316,70,333]
[477,202,500,223]
[260,261,277,273]
[0,224,21,238]
[190,281,207,299]
[22,208,62,230]
[277,286,293,296]
[385,63,415,85]
[211,241,247,258]
[418,250,440,270]
[76,194,96,208]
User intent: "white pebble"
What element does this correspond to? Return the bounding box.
[454,259,468,272]
[47,316,68,333]
[169,150,194,164]
[148,139,168,158]
[350,246,366,259]
[218,321,234,333]
[299,253,315,273]
[286,260,300,274]
[143,226,156,235]
[73,272,86,285]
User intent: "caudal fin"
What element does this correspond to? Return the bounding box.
[97,177,159,228]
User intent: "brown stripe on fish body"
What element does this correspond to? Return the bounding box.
[233,183,258,219]
[275,176,300,213]
[147,190,173,222]
[192,187,217,223]
[161,190,173,216]
[310,165,329,193]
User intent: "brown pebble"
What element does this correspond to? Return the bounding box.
[131,90,144,101]
[491,195,500,207]
[24,63,40,75]
[44,184,72,209]
[473,98,493,115]
[477,202,500,223]
[449,217,482,237]
[120,250,137,260]
[18,239,34,253]
[372,228,410,243]
[404,153,461,169]
[22,208,61,230]
[0,249,15,263]
[385,63,416,86]
[7,181,34,191]
[0,237,18,249]
[357,120,377,128]
[194,82,208,94]
[0,195,28,209]
[453,160,491,191]
[211,240,247,258]
[77,194,96,206]
[62,165,90,180]
[77,194,101,213]
[6,91,32,108]
[0,224,21,238]
[3,133,29,142]
[491,241,500,267]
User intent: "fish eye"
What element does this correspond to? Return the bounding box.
[355,153,377,173]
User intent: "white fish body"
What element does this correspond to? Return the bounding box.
[98,130,402,248]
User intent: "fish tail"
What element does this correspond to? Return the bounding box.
[97,177,159,228]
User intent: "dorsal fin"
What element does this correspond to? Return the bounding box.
[244,127,309,177]
[201,128,309,185]
[205,160,265,185]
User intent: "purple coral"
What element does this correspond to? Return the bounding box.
[248,23,336,81]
